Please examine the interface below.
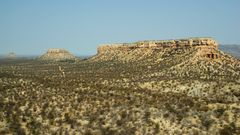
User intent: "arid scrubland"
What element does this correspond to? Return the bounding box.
[0,38,240,135]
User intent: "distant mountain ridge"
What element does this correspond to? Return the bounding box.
[219,44,240,58]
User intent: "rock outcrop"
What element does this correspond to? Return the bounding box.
[97,38,220,59]
[39,49,76,61]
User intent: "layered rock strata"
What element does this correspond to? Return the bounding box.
[97,38,220,59]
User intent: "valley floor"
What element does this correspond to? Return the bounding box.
[0,52,240,135]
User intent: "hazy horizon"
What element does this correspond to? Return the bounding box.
[1,0,240,56]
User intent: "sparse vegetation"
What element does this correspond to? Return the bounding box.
[0,47,239,134]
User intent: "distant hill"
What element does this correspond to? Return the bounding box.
[39,48,76,61]
[219,44,240,58]
[1,38,240,135]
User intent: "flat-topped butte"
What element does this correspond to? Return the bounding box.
[97,37,220,59]
[39,48,76,61]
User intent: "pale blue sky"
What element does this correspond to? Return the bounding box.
[0,0,240,55]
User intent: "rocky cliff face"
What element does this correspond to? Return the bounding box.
[39,49,76,61]
[1,38,240,135]
[92,38,221,62]
[97,38,219,60]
